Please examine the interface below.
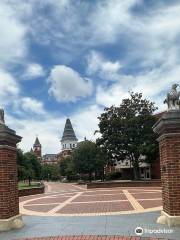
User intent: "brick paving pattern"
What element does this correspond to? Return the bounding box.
[138,200,162,209]
[29,196,70,204]
[131,193,162,199]
[72,194,127,202]
[19,183,162,216]
[24,204,60,212]
[58,201,134,214]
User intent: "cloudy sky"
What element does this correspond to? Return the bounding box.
[1,0,180,154]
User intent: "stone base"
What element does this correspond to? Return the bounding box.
[0,214,24,232]
[157,211,180,227]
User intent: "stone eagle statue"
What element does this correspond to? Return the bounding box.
[164,84,180,110]
[0,108,5,124]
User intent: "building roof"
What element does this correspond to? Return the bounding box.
[43,154,57,161]
[61,118,78,142]
[34,137,41,146]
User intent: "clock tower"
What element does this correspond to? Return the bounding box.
[33,136,42,160]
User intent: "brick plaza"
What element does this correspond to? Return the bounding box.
[20,182,162,216]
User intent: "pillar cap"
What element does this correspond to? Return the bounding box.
[0,124,22,146]
[153,110,180,135]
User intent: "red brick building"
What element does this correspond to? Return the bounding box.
[41,154,58,165]
[33,137,42,160]
[31,119,78,165]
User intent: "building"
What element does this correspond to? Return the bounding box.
[41,154,58,165]
[106,155,160,180]
[58,118,78,159]
[33,137,42,160]
[31,119,78,164]
[32,137,58,165]
[112,159,150,180]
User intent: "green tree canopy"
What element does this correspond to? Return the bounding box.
[96,92,159,180]
[73,141,106,181]
[17,149,42,183]
[41,164,60,181]
[59,156,76,179]
[24,152,41,180]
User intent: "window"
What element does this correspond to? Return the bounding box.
[70,143,72,148]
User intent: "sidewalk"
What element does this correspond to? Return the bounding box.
[0,212,179,240]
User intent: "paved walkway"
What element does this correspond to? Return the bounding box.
[1,213,179,240]
[1,182,180,240]
[20,182,162,216]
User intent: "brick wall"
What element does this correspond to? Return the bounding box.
[87,180,161,189]
[0,147,19,219]
[159,135,180,216]
[19,185,45,197]
[153,111,180,217]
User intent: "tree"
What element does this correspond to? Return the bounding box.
[41,164,60,181]
[59,156,76,180]
[96,92,159,180]
[24,152,41,180]
[17,149,42,184]
[94,146,107,181]
[73,141,106,181]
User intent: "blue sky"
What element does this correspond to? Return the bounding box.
[1,0,180,154]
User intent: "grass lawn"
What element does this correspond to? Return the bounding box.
[18,181,42,190]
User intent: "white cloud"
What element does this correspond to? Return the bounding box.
[89,2,180,111]
[23,63,45,80]
[120,3,180,69]
[48,65,93,102]
[0,69,20,106]
[89,0,138,44]
[0,2,27,67]
[0,69,45,116]
[21,97,45,114]
[95,59,180,111]
[0,67,46,117]
[87,51,122,81]
[72,105,102,141]
[13,0,138,59]
[96,84,129,107]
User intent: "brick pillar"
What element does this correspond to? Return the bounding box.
[153,110,180,227]
[0,121,24,231]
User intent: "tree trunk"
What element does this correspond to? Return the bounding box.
[89,172,92,182]
[101,168,105,182]
[133,160,141,180]
[28,177,31,186]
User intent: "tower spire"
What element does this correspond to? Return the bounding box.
[61,118,78,151]
[61,118,77,142]
[33,136,42,159]
[34,136,41,146]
